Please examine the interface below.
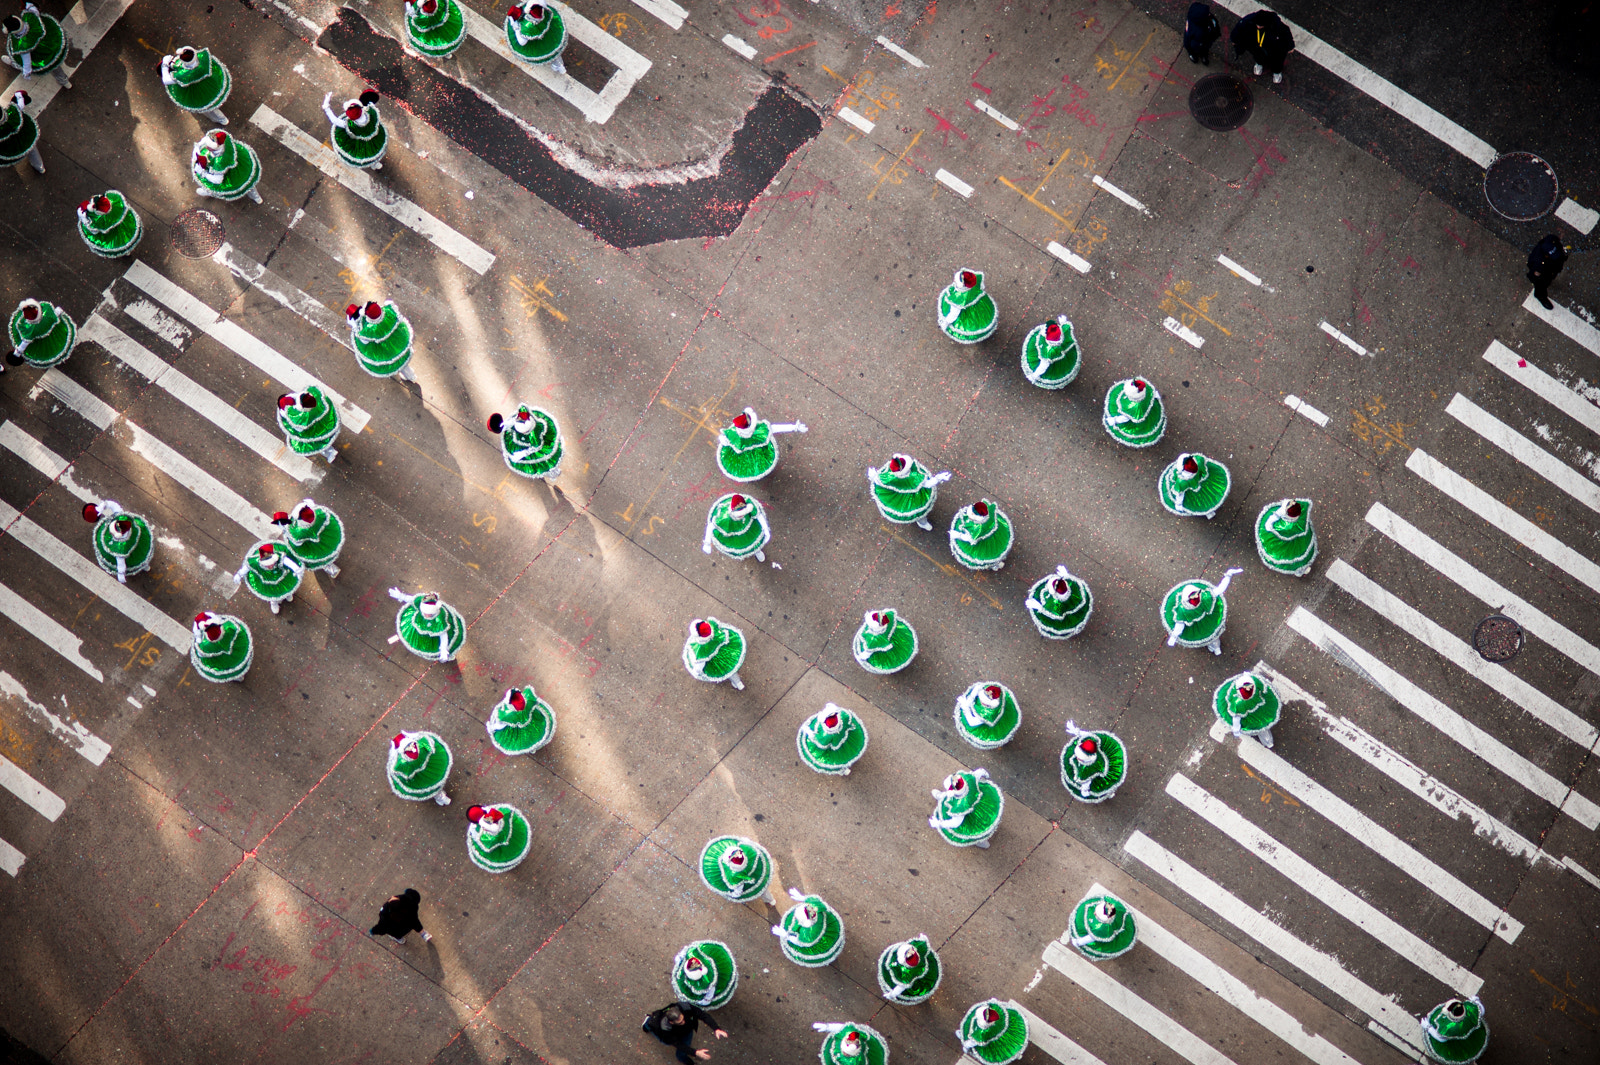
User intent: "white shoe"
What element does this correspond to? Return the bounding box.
[1272,72,1282,83]
[433,791,452,806]
[1253,63,1263,75]
[421,931,432,942]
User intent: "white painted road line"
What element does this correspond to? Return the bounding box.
[1042,939,1239,1065]
[1319,321,1368,356]
[80,315,322,484]
[460,1,650,125]
[1483,340,1600,438]
[1565,856,1600,892]
[935,169,974,198]
[1407,448,1600,597]
[29,367,116,427]
[127,259,371,434]
[1234,739,1522,942]
[1523,291,1600,357]
[213,243,354,354]
[1091,174,1148,214]
[721,33,757,59]
[1216,254,1262,286]
[0,582,103,682]
[2,0,137,118]
[1555,197,1599,236]
[1327,558,1599,749]
[972,99,1019,130]
[251,105,495,274]
[1446,392,1600,515]
[0,753,65,822]
[1366,502,1600,679]
[1164,317,1205,348]
[1125,831,1425,1053]
[837,107,875,134]
[0,421,95,503]
[627,0,685,30]
[1046,242,1092,274]
[1009,1002,1108,1065]
[0,835,23,877]
[0,499,191,653]
[875,35,927,68]
[1286,606,1600,829]
[0,671,110,763]
[1166,773,1484,996]
[1258,663,1551,867]
[1283,394,1329,427]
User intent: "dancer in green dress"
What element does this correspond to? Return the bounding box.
[234,542,304,614]
[702,493,770,562]
[323,90,388,170]
[796,703,869,775]
[504,1,567,73]
[958,1001,1028,1065]
[682,617,746,689]
[0,90,44,173]
[405,0,467,57]
[1420,997,1488,1063]
[190,610,252,682]
[852,608,917,675]
[1161,567,1242,655]
[672,941,738,1010]
[3,4,70,86]
[388,589,466,662]
[1060,721,1126,803]
[488,405,563,481]
[867,453,950,531]
[7,297,75,369]
[716,407,807,482]
[1068,890,1136,960]
[1255,498,1316,576]
[346,299,415,380]
[77,192,142,258]
[937,268,998,344]
[772,888,845,967]
[948,499,1012,571]
[485,685,556,755]
[1020,315,1080,389]
[276,387,341,462]
[191,129,262,203]
[698,835,774,904]
[1102,377,1165,448]
[386,729,452,804]
[1024,565,1092,640]
[160,46,231,124]
[273,499,343,577]
[953,682,1020,750]
[928,768,1002,848]
[466,802,532,872]
[813,1024,888,1065]
[1158,452,1231,519]
[877,935,940,1004]
[1213,671,1280,747]
[83,501,153,583]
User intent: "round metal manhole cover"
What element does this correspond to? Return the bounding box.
[1188,73,1253,132]
[170,208,225,259]
[1484,152,1559,222]
[1473,615,1525,662]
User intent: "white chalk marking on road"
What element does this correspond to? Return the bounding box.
[125,696,141,708]
[0,671,109,762]
[0,835,23,877]
[1163,317,1205,348]
[212,243,355,354]
[121,299,192,349]
[1483,340,1600,438]
[1327,558,1599,749]
[1319,321,1368,356]
[0,500,191,653]
[1565,856,1600,892]
[837,106,875,134]
[2,0,138,118]
[972,99,1020,130]
[1234,739,1522,942]
[720,33,757,59]
[1286,606,1600,829]
[874,35,927,68]
[627,0,685,29]
[1216,254,1262,286]
[935,169,974,198]
[1042,939,1239,1065]
[1091,174,1147,214]
[141,684,155,696]
[0,421,95,503]
[250,105,495,274]
[0,580,103,682]
[1366,502,1600,679]
[1283,394,1330,427]
[80,315,321,484]
[0,753,65,822]
[1009,1002,1108,1065]
[1446,392,1600,515]
[1555,197,1599,236]
[1125,830,1424,1053]
[1522,291,1600,357]
[1046,241,1092,274]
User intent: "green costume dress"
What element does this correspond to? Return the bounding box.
[389,589,466,662]
[796,702,869,775]
[386,729,452,803]
[672,941,738,1010]
[84,502,153,583]
[489,405,563,480]
[1025,565,1093,640]
[1161,567,1241,655]
[682,617,746,689]
[274,499,343,576]
[1158,452,1231,519]
[1060,721,1126,803]
[852,608,917,675]
[877,935,940,1004]
[716,407,807,482]
[77,192,142,259]
[702,493,770,562]
[467,802,532,872]
[160,47,231,121]
[405,0,467,57]
[486,685,556,755]
[8,298,75,369]
[346,299,414,378]
[190,611,252,682]
[0,90,41,171]
[929,768,1002,848]
[323,91,388,170]
[698,835,773,903]
[813,1023,888,1065]
[504,1,567,71]
[4,4,67,80]
[1214,671,1280,746]
[937,268,998,344]
[234,541,303,613]
[1421,997,1488,1063]
[191,129,261,203]
[867,454,950,530]
[948,499,1012,571]
[1021,315,1081,389]
[953,682,1020,750]
[1069,891,1137,960]
[772,888,845,967]
[276,387,341,461]
[1102,377,1165,448]
[959,1001,1028,1065]
[1255,498,1316,576]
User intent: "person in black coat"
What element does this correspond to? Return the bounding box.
[643,1003,729,1063]
[1184,3,1222,65]
[1231,9,1294,82]
[368,888,431,944]
[1527,234,1571,310]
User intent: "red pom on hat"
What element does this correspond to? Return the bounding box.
[1080,737,1097,755]
[1045,321,1062,343]
[365,301,382,319]
[298,506,315,523]
[508,688,526,712]
[959,270,977,287]
[205,624,223,641]
[694,620,712,638]
[973,500,989,517]
[345,104,363,121]
[1285,500,1302,518]
[732,412,750,430]
[1181,455,1198,473]
[94,196,111,212]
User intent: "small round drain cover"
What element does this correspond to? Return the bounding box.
[1473,615,1525,662]
[1188,74,1253,132]
[171,208,225,258]
[1484,153,1559,222]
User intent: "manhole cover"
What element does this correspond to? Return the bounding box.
[170,208,225,258]
[1484,153,1559,222]
[1188,74,1253,132]
[1473,615,1525,662]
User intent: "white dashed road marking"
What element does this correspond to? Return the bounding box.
[1319,321,1368,356]
[1282,394,1328,426]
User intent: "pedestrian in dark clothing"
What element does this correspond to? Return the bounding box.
[368,888,432,944]
[1527,233,1571,310]
[643,1003,729,1063]
[1184,3,1222,65]
[1231,9,1294,82]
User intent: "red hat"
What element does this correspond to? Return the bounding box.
[888,455,905,472]
[693,620,712,639]
[983,684,1001,701]
[1045,321,1062,343]
[732,412,750,429]
[1285,500,1302,518]
[1181,455,1198,474]
[420,0,436,12]
[299,393,317,409]
[82,503,101,522]
[298,506,315,523]
[487,412,505,433]
[1132,378,1146,390]
[278,394,296,410]
[365,301,382,319]
[959,269,977,287]
[391,733,406,748]
[21,302,39,321]
[1237,678,1255,699]
[345,103,363,121]
[973,500,989,517]
[729,494,746,509]
[345,303,360,319]
[94,195,111,212]
[507,688,526,711]
[258,543,275,558]
[1052,577,1069,595]
[823,710,839,728]
[204,623,223,641]
[1187,588,1203,607]
[467,804,486,823]
[1079,736,1097,755]
[271,511,290,525]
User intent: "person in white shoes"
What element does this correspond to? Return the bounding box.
[1230,8,1293,83]
[367,888,433,944]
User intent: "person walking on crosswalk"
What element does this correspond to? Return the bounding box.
[323,90,388,171]
[160,46,232,126]
[0,90,45,174]
[1230,8,1294,83]
[1526,233,1571,310]
[2,3,71,87]
[505,2,568,75]
[367,888,433,944]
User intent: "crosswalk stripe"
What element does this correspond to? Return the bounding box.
[250,104,495,275]
[124,260,372,433]
[0,671,110,763]
[29,366,116,425]
[0,0,138,118]
[1407,448,1600,597]
[1008,1002,1108,1065]
[1286,606,1600,829]
[0,499,191,652]
[0,834,23,876]
[0,753,65,821]
[627,0,686,29]
[1483,341,1600,438]
[1041,939,1240,1065]
[1125,831,1425,1053]
[1522,292,1600,357]
[1446,392,1600,516]
[0,581,103,681]
[0,420,96,503]
[1326,559,1598,748]
[211,243,355,354]
[79,315,322,484]
[1365,502,1600,678]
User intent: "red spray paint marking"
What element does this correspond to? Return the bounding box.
[924,107,967,147]
[970,50,998,94]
